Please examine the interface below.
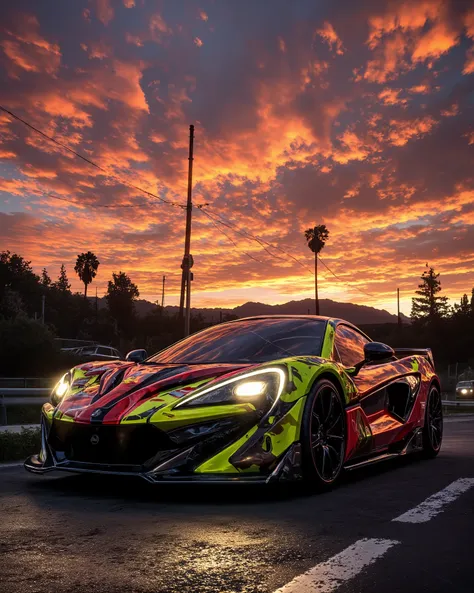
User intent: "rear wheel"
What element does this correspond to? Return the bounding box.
[422,385,443,458]
[301,379,346,489]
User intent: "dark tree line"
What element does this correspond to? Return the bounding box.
[0,250,212,376]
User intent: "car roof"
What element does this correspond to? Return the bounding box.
[232,314,348,325]
[226,315,370,340]
[236,314,333,322]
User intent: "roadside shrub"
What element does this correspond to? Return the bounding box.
[0,427,41,462]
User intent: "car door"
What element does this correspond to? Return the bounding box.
[334,324,407,451]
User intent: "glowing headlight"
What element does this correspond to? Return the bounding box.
[461,388,468,394]
[175,367,286,410]
[234,380,267,397]
[51,373,70,405]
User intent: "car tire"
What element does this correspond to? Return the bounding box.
[300,379,346,490]
[421,384,443,458]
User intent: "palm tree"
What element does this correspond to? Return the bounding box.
[74,251,100,300]
[304,225,329,315]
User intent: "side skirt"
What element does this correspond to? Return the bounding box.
[343,428,424,471]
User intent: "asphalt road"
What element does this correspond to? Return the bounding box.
[1,417,473,593]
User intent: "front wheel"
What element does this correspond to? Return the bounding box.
[301,379,346,490]
[421,385,443,458]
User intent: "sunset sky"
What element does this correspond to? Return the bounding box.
[1,0,474,315]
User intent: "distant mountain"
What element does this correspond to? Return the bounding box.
[162,298,409,325]
[91,295,408,325]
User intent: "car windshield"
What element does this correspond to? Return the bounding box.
[458,381,473,387]
[148,318,326,364]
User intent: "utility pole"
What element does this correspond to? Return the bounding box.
[314,254,319,315]
[397,288,401,328]
[95,286,98,326]
[161,275,166,309]
[41,295,45,324]
[178,124,195,337]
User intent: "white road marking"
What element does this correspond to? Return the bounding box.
[393,478,474,524]
[273,538,399,593]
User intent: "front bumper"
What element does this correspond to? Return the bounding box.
[24,407,303,484]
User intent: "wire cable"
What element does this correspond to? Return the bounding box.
[37,191,153,209]
[200,206,288,263]
[202,206,312,270]
[317,255,375,297]
[197,207,264,264]
[200,206,375,297]
[0,105,184,208]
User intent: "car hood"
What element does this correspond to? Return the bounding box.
[55,360,254,424]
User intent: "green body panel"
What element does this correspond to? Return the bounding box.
[145,401,257,430]
[265,395,306,458]
[195,426,259,474]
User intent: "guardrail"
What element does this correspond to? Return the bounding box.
[0,377,52,389]
[0,388,50,425]
[442,399,474,407]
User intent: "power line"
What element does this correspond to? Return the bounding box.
[0,105,184,208]
[200,206,288,263]
[317,254,375,298]
[38,191,152,209]
[201,206,375,297]
[201,206,312,270]
[197,207,264,264]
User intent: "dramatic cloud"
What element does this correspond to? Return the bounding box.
[1,0,473,315]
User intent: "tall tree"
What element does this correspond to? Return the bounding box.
[53,264,71,294]
[106,271,139,336]
[411,266,450,323]
[452,294,470,318]
[0,251,41,318]
[471,287,474,315]
[74,251,100,300]
[41,268,51,287]
[304,225,329,315]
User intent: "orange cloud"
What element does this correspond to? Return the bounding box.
[378,87,407,106]
[387,116,437,146]
[315,22,344,55]
[364,0,461,82]
[1,14,60,77]
[93,0,114,26]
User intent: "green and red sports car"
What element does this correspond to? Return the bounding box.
[25,316,443,488]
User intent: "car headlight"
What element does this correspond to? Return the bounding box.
[51,372,70,406]
[175,367,286,411]
[461,388,468,394]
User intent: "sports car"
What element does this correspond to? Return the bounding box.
[25,316,443,488]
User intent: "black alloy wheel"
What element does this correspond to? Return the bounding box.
[301,379,346,488]
[422,385,443,457]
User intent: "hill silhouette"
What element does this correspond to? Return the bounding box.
[123,297,408,325]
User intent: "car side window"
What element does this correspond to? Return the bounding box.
[334,325,369,367]
[97,347,110,356]
[82,347,97,355]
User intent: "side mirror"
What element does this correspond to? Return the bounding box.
[125,349,148,363]
[364,342,395,363]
